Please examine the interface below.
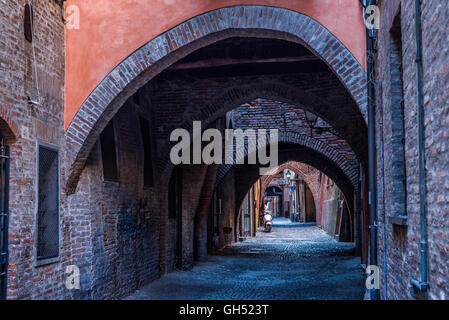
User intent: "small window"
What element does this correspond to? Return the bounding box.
[100,120,119,181]
[139,117,154,187]
[389,11,407,217]
[37,146,59,261]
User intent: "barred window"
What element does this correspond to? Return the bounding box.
[100,120,119,181]
[37,146,59,261]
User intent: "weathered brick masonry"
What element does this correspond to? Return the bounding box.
[376,0,449,299]
[60,7,369,298]
[1,3,373,300]
[0,0,65,299]
[5,1,448,301]
[65,6,368,196]
[69,102,162,299]
[260,161,322,218]
[216,99,360,188]
[214,99,359,220]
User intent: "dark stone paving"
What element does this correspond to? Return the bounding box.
[125,225,365,300]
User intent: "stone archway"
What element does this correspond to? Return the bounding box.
[216,131,359,189]
[259,161,321,219]
[65,5,367,194]
[221,145,356,221]
[156,84,364,182]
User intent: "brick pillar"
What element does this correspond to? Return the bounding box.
[194,165,219,262]
[67,165,97,299]
[318,175,327,227]
[158,185,169,276]
[181,165,208,269]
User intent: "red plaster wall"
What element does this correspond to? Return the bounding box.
[65,0,366,128]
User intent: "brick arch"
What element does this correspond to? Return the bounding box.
[157,140,356,272]
[153,84,361,193]
[216,131,358,188]
[259,161,321,216]
[0,105,19,144]
[154,89,360,221]
[230,147,355,221]
[155,125,358,232]
[65,5,367,194]
[171,81,364,159]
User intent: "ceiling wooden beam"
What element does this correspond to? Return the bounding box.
[169,56,320,70]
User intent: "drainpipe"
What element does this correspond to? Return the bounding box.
[378,82,388,300]
[410,0,428,295]
[362,0,380,300]
[356,163,362,258]
[0,135,10,300]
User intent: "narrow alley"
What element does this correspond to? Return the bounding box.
[125,220,364,300]
[1,0,449,303]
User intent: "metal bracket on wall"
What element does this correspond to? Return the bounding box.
[53,0,67,24]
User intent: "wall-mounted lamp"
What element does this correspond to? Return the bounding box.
[304,111,318,137]
[286,170,292,181]
[304,110,344,140]
[285,170,292,186]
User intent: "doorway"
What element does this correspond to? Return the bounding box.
[0,133,10,300]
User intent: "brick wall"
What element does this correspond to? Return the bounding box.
[376,0,449,300]
[65,102,218,298]
[0,0,65,299]
[0,2,373,300]
[66,102,164,299]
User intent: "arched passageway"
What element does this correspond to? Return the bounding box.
[260,162,319,222]
[3,0,448,302]
[218,150,356,245]
[65,6,367,194]
[0,0,446,303]
[61,6,369,300]
[264,186,283,218]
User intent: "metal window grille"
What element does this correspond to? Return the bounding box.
[37,146,59,260]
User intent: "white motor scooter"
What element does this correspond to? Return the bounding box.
[263,211,273,232]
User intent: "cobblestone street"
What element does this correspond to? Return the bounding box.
[125,223,365,300]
